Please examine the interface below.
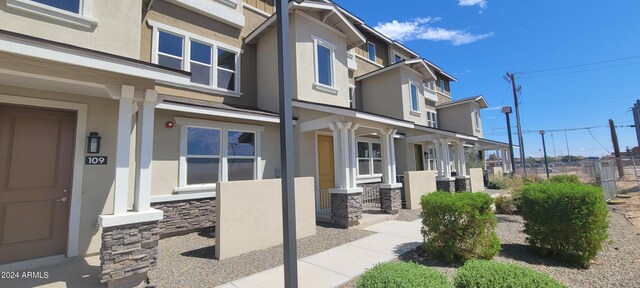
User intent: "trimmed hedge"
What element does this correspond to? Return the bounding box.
[494,195,514,215]
[487,177,508,189]
[454,260,566,288]
[356,262,452,288]
[549,175,581,184]
[521,182,609,267]
[421,192,500,263]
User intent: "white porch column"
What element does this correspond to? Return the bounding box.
[453,141,460,176]
[433,139,442,177]
[457,141,467,177]
[440,138,452,178]
[329,124,343,188]
[134,90,157,212]
[349,124,359,188]
[113,85,134,214]
[338,122,352,189]
[389,130,397,184]
[499,149,506,172]
[380,129,391,184]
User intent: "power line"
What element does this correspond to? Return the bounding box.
[521,94,640,105]
[516,55,640,75]
[588,128,611,154]
[518,61,640,80]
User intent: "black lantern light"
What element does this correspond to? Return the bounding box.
[87,132,102,154]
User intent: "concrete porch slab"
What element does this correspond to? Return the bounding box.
[0,255,102,288]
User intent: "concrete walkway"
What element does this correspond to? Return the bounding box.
[216,219,423,288]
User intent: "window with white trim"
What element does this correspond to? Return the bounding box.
[367,42,376,62]
[178,118,261,188]
[6,0,96,28]
[33,0,81,13]
[437,79,445,93]
[426,110,438,128]
[410,82,419,112]
[357,140,382,176]
[427,147,437,170]
[312,35,337,91]
[474,109,481,131]
[152,23,240,92]
[424,80,435,91]
[393,53,404,63]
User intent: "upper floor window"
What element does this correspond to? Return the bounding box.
[410,83,419,112]
[437,79,446,93]
[474,110,481,131]
[33,0,80,13]
[393,53,404,64]
[349,86,356,109]
[367,42,376,62]
[425,80,435,91]
[312,35,337,93]
[426,110,437,128]
[357,140,382,176]
[6,0,97,28]
[151,21,241,93]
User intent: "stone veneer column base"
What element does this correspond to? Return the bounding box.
[379,186,402,214]
[100,221,160,286]
[330,190,363,228]
[455,177,471,192]
[436,179,456,192]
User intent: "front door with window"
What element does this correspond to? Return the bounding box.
[0,105,76,264]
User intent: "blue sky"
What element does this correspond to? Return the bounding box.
[334,0,640,158]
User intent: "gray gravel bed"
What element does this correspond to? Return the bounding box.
[147,224,374,287]
[396,208,422,222]
[341,207,640,288]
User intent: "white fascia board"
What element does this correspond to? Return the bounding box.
[292,101,413,129]
[98,209,164,228]
[0,34,190,85]
[354,61,403,81]
[244,15,276,43]
[156,102,280,124]
[165,0,244,29]
[456,134,478,141]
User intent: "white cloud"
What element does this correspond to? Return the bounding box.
[458,0,487,9]
[373,18,494,46]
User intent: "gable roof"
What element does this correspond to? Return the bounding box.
[244,1,366,50]
[355,58,437,82]
[437,95,489,109]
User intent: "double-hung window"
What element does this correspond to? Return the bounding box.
[151,22,240,93]
[7,0,97,28]
[410,82,419,112]
[367,42,376,62]
[438,79,445,93]
[426,110,437,128]
[177,118,262,190]
[32,0,81,13]
[425,80,435,91]
[357,140,382,176]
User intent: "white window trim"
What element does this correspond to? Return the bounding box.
[6,0,97,29]
[391,49,405,64]
[474,109,482,132]
[409,80,420,115]
[175,117,263,192]
[426,109,438,128]
[149,20,242,96]
[356,138,383,178]
[355,54,384,68]
[367,42,376,62]
[311,35,338,94]
[164,0,244,29]
[348,84,356,109]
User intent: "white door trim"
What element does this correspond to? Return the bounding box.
[0,94,87,258]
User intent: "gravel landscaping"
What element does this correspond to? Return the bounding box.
[341,206,640,288]
[147,223,374,287]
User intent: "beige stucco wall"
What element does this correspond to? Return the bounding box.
[256,26,284,113]
[438,102,483,137]
[404,170,436,209]
[0,0,141,58]
[151,109,282,196]
[360,69,402,118]
[0,84,120,256]
[400,67,428,125]
[469,168,484,192]
[215,177,316,260]
[293,13,350,107]
[491,166,504,176]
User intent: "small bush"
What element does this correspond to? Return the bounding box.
[453,260,566,288]
[487,176,507,189]
[521,182,609,267]
[421,192,500,263]
[356,262,452,288]
[549,175,581,184]
[494,195,514,215]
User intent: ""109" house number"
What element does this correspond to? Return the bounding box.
[85,156,108,165]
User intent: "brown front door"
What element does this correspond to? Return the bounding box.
[0,105,76,264]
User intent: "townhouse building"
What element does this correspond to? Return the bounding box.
[0,0,511,285]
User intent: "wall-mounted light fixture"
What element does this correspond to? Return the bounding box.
[87,132,102,154]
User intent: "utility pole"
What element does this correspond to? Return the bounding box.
[633,100,640,148]
[609,119,625,177]
[507,73,526,176]
[502,106,516,175]
[540,130,550,179]
[276,0,298,286]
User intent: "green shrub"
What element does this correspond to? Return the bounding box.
[494,195,514,215]
[421,192,501,264]
[549,175,581,184]
[521,182,609,267]
[356,262,452,288]
[453,260,566,288]
[487,176,508,189]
